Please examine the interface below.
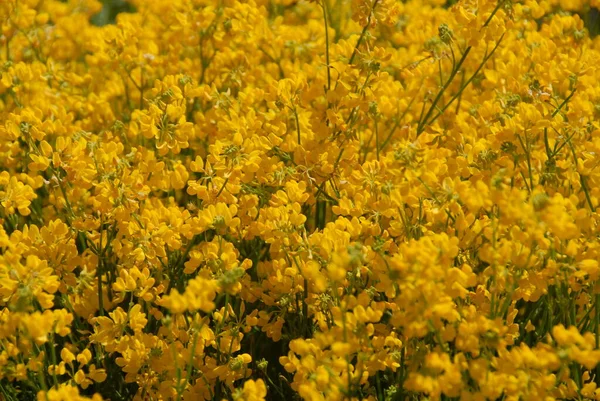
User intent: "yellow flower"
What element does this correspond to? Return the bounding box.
[232,379,267,401]
[0,175,37,216]
[37,384,103,401]
[160,275,219,314]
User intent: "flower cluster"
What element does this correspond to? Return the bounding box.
[2,0,600,400]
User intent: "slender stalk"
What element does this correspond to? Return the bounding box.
[97,260,104,317]
[374,116,380,161]
[544,128,552,160]
[552,89,576,118]
[595,294,600,386]
[567,137,596,212]
[348,0,380,65]
[322,0,331,91]
[379,93,418,152]
[516,133,534,192]
[179,322,203,401]
[293,106,301,145]
[303,277,310,336]
[341,304,353,399]
[215,176,229,198]
[416,45,471,135]
[362,130,375,163]
[48,334,59,387]
[419,33,505,135]
[455,70,466,114]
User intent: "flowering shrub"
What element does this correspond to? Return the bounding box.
[2,0,600,400]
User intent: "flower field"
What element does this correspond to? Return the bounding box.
[2,0,600,399]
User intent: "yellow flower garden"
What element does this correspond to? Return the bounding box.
[2,0,600,399]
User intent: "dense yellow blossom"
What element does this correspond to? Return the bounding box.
[1,0,600,400]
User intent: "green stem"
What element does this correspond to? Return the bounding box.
[374,116,380,161]
[322,0,331,91]
[552,89,576,118]
[567,137,596,212]
[516,133,534,192]
[293,106,301,145]
[379,93,418,153]
[420,33,505,134]
[417,45,471,135]
[348,0,380,65]
[341,305,353,398]
[97,262,104,317]
[595,294,600,387]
